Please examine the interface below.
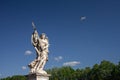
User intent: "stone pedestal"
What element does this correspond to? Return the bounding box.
[28,73,51,80]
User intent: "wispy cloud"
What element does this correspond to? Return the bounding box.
[22,66,27,70]
[25,50,32,55]
[63,61,80,66]
[54,56,63,61]
[80,16,86,21]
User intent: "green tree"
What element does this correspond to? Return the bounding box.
[10,75,26,80]
[99,60,115,80]
[111,62,120,80]
[0,75,27,80]
[90,64,100,80]
[83,67,91,80]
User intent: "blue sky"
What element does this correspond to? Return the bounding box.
[0,0,120,78]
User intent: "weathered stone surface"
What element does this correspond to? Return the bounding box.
[28,73,51,80]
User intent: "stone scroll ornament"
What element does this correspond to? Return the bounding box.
[28,22,49,75]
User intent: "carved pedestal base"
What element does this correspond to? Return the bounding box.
[28,73,51,80]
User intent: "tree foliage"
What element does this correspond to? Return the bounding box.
[47,60,120,80]
[1,60,120,80]
[0,75,27,80]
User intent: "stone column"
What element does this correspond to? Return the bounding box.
[28,73,51,80]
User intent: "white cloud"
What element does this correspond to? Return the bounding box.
[54,56,63,61]
[25,50,32,55]
[63,61,80,66]
[80,16,86,21]
[22,66,27,70]
[0,73,2,76]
